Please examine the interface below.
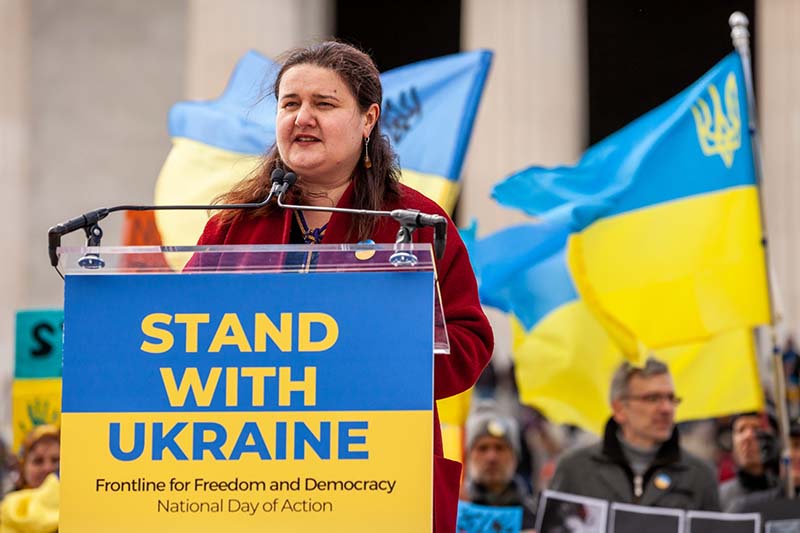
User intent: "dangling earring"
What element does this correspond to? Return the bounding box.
[363,136,372,169]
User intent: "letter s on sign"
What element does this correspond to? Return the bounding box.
[141,313,174,354]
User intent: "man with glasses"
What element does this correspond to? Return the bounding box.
[549,357,720,510]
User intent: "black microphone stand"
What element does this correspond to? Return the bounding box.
[80,219,106,269]
[48,168,448,278]
[46,169,287,278]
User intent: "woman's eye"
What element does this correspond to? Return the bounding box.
[282,102,298,109]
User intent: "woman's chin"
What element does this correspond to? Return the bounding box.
[285,158,324,177]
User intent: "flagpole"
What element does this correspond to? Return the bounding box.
[729,11,795,499]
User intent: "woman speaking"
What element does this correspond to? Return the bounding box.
[196,41,494,532]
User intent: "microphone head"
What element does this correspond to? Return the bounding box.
[433,221,447,260]
[270,167,286,185]
[276,172,298,205]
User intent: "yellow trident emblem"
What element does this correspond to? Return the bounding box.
[691,72,741,168]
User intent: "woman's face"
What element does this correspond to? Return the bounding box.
[23,438,59,488]
[276,64,378,186]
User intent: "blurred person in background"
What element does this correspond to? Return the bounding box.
[785,336,800,421]
[730,419,800,512]
[474,360,565,494]
[14,425,59,491]
[549,357,720,510]
[719,412,779,511]
[0,438,19,498]
[0,425,60,533]
[461,406,537,531]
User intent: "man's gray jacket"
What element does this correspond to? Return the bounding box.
[549,419,720,510]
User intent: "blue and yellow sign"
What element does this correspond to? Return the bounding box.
[60,271,434,532]
[15,309,63,378]
[12,309,64,451]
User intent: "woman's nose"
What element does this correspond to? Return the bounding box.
[295,104,315,127]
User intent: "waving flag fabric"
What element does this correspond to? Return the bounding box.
[153,51,276,253]
[492,53,770,357]
[380,50,492,212]
[466,52,769,432]
[464,221,764,434]
[152,49,492,250]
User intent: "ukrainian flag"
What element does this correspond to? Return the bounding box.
[465,220,764,434]
[153,49,492,249]
[469,53,770,433]
[154,50,276,252]
[380,50,492,213]
[493,52,770,356]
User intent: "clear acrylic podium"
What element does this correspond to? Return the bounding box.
[58,243,445,533]
[57,243,450,353]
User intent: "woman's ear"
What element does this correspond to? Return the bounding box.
[363,103,380,137]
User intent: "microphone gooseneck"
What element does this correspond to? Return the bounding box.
[48,167,449,273]
[47,168,288,269]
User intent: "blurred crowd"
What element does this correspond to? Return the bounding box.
[459,348,800,532]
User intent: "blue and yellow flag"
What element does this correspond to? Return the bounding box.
[468,53,769,433]
[465,219,764,434]
[379,50,492,212]
[154,51,275,253]
[493,52,770,357]
[12,310,63,451]
[154,49,492,249]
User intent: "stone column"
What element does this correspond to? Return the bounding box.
[26,0,188,306]
[461,0,588,363]
[757,0,800,338]
[0,0,29,438]
[185,0,333,100]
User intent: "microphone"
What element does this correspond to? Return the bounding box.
[433,220,447,260]
[48,208,111,266]
[276,171,297,200]
[388,209,447,229]
[47,168,288,268]
[266,167,286,199]
[276,172,448,259]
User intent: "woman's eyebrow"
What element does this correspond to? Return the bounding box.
[279,92,341,102]
[314,93,341,101]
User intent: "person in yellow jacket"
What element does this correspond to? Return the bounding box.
[0,425,60,533]
[0,473,59,533]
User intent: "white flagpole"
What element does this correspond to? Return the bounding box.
[729,11,794,499]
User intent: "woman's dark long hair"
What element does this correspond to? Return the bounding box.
[215,41,401,241]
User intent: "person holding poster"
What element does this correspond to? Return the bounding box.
[549,357,720,511]
[730,419,800,512]
[719,412,780,511]
[461,407,537,531]
[0,425,60,533]
[193,41,494,532]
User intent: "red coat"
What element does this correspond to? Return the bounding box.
[196,182,494,532]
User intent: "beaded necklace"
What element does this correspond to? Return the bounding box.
[294,210,328,244]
